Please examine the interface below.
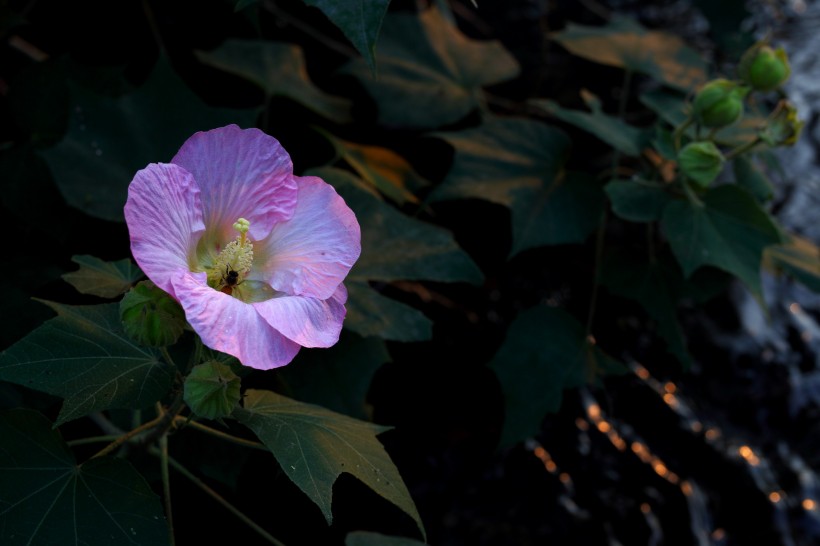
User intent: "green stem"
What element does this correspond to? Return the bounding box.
[174,417,268,451]
[585,210,608,337]
[90,414,164,459]
[673,116,694,152]
[160,347,178,370]
[725,136,763,161]
[67,435,119,447]
[159,434,175,546]
[681,180,704,207]
[186,336,204,375]
[153,449,287,546]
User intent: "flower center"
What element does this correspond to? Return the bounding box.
[206,218,254,293]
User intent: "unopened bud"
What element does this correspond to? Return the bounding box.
[692,79,749,128]
[678,141,725,188]
[739,43,790,91]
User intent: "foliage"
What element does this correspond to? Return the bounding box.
[0,1,812,544]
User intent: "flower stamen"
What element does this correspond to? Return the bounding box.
[207,218,254,291]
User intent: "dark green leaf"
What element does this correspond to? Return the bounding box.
[8,59,69,147]
[62,254,143,298]
[314,167,483,284]
[605,179,673,222]
[733,156,774,203]
[551,17,707,91]
[196,40,351,122]
[303,0,391,72]
[344,281,433,342]
[602,253,691,368]
[0,409,168,545]
[308,167,473,340]
[233,389,425,539]
[431,117,602,256]
[766,235,820,293]
[489,307,625,448]
[234,0,257,11]
[277,332,388,418]
[661,185,782,299]
[346,531,427,546]
[0,302,174,425]
[41,56,257,222]
[532,91,649,156]
[334,139,427,205]
[344,6,519,128]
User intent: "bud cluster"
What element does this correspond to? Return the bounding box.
[675,39,800,190]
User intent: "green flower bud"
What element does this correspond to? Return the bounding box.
[120,280,185,347]
[760,100,804,147]
[739,43,791,91]
[692,79,749,128]
[183,361,241,420]
[678,141,725,188]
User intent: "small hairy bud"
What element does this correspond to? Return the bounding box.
[692,79,749,129]
[678,141,725,189]
[739,43,790,91]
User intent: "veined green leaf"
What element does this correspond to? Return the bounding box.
[62,254,143,298]
[552,17,707,91]
[196,40,351,122]
[431,116,603,256]
[344,281,433,342]
[276,332,389,418]
[490,306,625,448]
[661,184,782,300]
[766,234,820,293]
[316,168,482,284]
[302,0,392,72]
[605,179,673,223]
[344,6,519,128]
[346,531,427,546]
[0,409,168,545]
[41,56,256,222]
[531,91,650,156]
[233,389,425,539]
[0,302,174,425]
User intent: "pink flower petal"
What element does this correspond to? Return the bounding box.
[172,271,301,370]
[124,163,205,298]
[254,283,348,348]
[171,125,297,242]
[256,176,361,300]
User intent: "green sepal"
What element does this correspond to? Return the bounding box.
[183,361,242,420]
[692,79,749,128]
[678,141,725,188]
[119,281,185,347]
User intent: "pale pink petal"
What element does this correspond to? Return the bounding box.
[171,125,297,242]
[124,163,205,298]
[172,271,301,370]
[254,283,348,348]
[256,176,361,300]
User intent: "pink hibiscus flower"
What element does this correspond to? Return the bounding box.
[124,125,361,370]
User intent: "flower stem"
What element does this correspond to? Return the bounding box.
[674,115,694,152]
[90,414,165,459]
[159,432,175,546]
[681,180,704,207]
[67,435,119,447]
[174,417,268,451]
[152,449,287,546]
[724,136,763,161]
